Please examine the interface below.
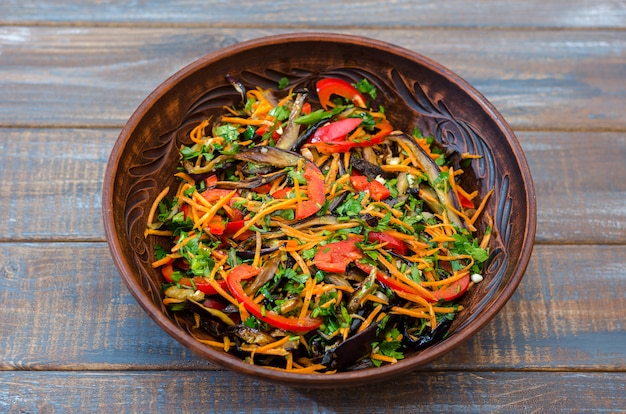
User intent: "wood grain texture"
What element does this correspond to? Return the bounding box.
[0,128,112,242]
[2,1,626,29]
[1,0,625,410]
[0,27,625,130]
[1,243,624,371]
[2,371,626,413]
[2,129,624,244]
[521,131,626,244]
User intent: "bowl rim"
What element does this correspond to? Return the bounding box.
[102,31,537,387]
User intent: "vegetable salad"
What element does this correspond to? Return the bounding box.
[145,75,493,373]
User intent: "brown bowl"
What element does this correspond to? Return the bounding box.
[102,32,536,387]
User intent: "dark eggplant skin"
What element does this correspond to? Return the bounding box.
[321,322,380,370]
[185,299,236,337]
[350,156,394,180]
[402,317,453,350]
[225,74,246,102]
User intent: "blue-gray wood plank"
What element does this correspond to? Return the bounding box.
[2,1,625,28]
[0,27,625,130]
[2,371,626,413]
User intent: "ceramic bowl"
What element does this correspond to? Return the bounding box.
[103,32,536,387]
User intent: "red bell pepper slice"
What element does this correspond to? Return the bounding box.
[206,215,226,235]
[226,264,323,333]
[458,192,474,209]
[224,219,245,235]
[301,102,312,115]
[309,118,363,144]
[256,123,281,140]
[251,183,272,194]
[271,186,294,199]
[181,204,191,221]
[225,207,243,222]
[205,174,218,188]
[201,188,237,204]
[295,162,325,220]
[199,187,244,222]
[223,220,253,241]
[308,117,390,154]
[314,238,363,273]
[349,174,369,191]
[161,262,228,295]
[349,174,390,201]
[316,78,367,109]
[367,179,390,201]
[430,273,471,302]
[367,232,407,255]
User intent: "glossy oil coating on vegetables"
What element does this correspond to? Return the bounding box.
[145,75,493,373]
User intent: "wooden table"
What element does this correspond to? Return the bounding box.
[1,1,625,412]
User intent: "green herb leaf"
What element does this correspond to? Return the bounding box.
[355,78,377,100]
[278,77,289,89]
[294,109,333,125]
[215,124,240,142]
[269,105,290,121]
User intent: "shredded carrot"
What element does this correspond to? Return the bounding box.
[458,186,479,201]
[393,291,436,328]
[174,172,196,185]
[269,363,329,374]
[358,304,383,332]
[469,189,494,225]
[278,223,327,243]
[253,231,262,268]
[365,209,413,232]
[220,116,272,126]
[254,335,294,354]
[151,255,178,268]
[189,119,210,144]
[196,338,231,349]
[377,253,437,302]
[298,274,316,319]
[145,186,170,231]
[144,229,173,237]
[233,198,300,238]
[370,353,398,364]
[480,214,494,249]
[195,190,236,230]
[206,256,240,308]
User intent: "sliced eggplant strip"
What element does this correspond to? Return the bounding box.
[276,90,308,151]
[226,74,246,102]
[233,146,303,168]
[350,155,394,180]
[243,255,281,297]
[387,132,464,228]
[216,170,287,190]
